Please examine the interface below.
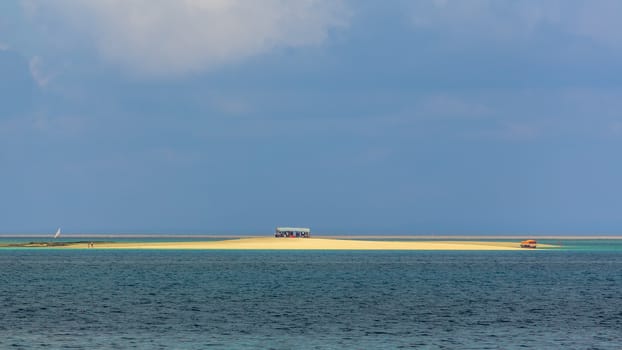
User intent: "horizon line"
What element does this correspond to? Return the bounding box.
[1,233,622,239]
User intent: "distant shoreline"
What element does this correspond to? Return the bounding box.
[0,234,621,240]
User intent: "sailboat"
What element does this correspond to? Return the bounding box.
[54,228,61,239]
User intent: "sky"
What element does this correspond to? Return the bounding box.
[2,0,622,235]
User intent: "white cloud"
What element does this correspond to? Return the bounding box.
[209,95,251,116]
[610,121,622,136]
[414,95,491,120]
[32,115,88,135]
[29,56,55,87]
[26,0,348,76]
[496,122,541,141]
[410,0,622,48]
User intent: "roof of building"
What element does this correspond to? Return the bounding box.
[276,227,310,233]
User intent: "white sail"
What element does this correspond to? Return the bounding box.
[54,228,61,239]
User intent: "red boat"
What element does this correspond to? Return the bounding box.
[520,239,537,248]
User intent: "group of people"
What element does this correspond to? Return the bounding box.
[274,232,310,238]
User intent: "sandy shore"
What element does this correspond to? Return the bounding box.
[60,237,556,250]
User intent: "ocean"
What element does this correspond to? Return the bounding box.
[1,239,621,349]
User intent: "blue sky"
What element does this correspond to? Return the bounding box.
[2,0,622,234]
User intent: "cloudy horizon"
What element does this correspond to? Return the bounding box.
[2,0,622,234]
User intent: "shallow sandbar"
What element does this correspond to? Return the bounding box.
[63,237,556,250]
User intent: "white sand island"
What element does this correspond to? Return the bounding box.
[61,237,556,250]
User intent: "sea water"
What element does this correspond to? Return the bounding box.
[1,241,621,349]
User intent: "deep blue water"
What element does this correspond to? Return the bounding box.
[1,246,621,349]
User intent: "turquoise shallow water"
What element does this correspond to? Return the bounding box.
[1,240,621,349]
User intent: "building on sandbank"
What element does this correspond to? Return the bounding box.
[275,227,310,238]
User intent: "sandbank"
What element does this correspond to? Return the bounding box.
[60,237,556,250]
